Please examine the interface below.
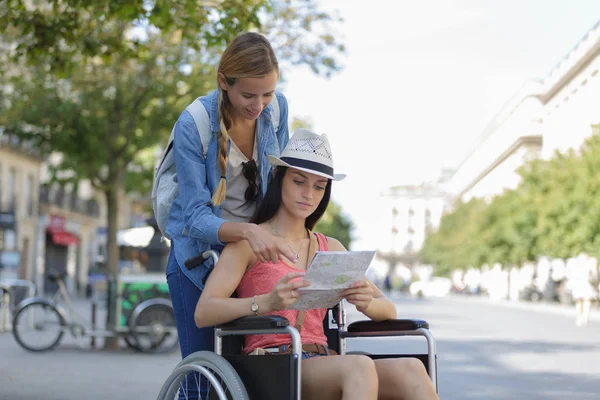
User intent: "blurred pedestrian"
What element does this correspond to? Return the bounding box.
[571,254,596,327]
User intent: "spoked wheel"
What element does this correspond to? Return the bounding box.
[12,301,65,352]
[158,351,249,400]
[129,302,178,353]
[124,335,140,350]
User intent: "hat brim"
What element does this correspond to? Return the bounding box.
[267,155,346,181]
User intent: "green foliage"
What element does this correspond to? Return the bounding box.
[0,1,345,338]
[420,125,600,274]
[420,198,486,275]
[315,201,354,250]
[535,132,600,260]
[0,0,344,77]
[290,116,314,132]
[1,0,344,206]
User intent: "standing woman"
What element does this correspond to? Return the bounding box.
[165,32,296,399]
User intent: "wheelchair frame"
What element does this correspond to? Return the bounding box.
[158,250,438,400]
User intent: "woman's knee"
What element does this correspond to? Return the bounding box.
[377,357,430,384]
[397,357,429,376]
[345,355,378,381]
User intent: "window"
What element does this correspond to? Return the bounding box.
[425,208,433,233]
[7,168,16,209]
[24,174,35,216]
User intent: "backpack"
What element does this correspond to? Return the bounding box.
[152,95,280,239]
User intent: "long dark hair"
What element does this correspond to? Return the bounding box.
[250,167,332,230]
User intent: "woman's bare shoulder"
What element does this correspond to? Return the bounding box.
[324,236,347,251]
[222,239,257,265]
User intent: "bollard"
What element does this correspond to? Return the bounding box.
[0,287,9,332]
[90,298,97,349]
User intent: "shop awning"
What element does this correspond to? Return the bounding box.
[50,231,79,246]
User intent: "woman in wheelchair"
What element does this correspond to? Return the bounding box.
[195,129,438,400]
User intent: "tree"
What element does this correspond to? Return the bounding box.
[536,128,600,260]
[290,115,314,132]
[475,187,536,267]
[421,125,600,277]
[420,198,486,276]
[1,0,344,350]
[315,201,354,249]
[0,1,344,77]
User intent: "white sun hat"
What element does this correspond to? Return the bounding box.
[267,128,346,181]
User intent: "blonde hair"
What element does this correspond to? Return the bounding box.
[212,32,279,206]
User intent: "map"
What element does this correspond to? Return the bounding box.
[287,251,376,310]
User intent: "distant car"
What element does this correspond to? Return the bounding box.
[409,277,453,298]
[519,284,544,302]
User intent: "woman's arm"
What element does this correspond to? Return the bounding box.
[173,114,227,245]
[343,278,397,321]
[194,240,259,328]
[327,237,397,321]
[173,112,296,262]
[195,240,309,328]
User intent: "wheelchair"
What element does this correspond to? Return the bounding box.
[157,250,438,400]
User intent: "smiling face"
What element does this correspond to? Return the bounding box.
[281,168,330,219]
[218,71,278,122]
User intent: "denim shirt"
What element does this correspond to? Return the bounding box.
[166,89,289,290]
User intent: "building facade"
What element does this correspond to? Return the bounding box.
[378,176,450,278]
[0,135,42,282]
[448,22,600,203]
[0,141,152,295]
[37,183,101,295]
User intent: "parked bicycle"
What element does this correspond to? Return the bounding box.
[11,270,178,353]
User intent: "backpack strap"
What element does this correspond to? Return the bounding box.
[270,94,280,133]
[186,98,212,157]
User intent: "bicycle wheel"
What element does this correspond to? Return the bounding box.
[129,303,178,353]
[12,301,65,352]
[158,351,249,400]
[124,335,140,350]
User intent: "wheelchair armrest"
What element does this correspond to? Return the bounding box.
[217,315,290,331]
[346,319,429,333]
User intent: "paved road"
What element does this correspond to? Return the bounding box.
[351,293,600,400]
[1,294,598,399]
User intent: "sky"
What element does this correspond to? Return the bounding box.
[281,0,600,251]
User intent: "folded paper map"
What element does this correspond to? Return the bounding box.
[287,250,376,310]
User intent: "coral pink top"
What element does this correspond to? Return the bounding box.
[236,232,329,354]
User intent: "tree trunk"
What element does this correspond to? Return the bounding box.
[103,184,121,351]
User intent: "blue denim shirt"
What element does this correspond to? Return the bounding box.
[166,89,289,290]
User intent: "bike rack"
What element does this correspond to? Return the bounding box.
[0,279,37,332]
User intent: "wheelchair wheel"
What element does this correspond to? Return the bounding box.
[123,335,140,350]
[12,301,65,352]
[158,351,249,400]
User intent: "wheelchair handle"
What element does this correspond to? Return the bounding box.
[184,250,220,271]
